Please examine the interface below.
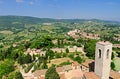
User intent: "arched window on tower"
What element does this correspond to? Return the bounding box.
[106,49,109,59]
[98,49,101,58]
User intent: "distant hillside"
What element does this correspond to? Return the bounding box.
[0,16,91,25]
[0,16,57,24]
[0,15,120,30]
[0,16,56,30]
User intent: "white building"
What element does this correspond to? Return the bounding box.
[95,41,112,79]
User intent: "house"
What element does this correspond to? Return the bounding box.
[113,44,120,48]
[62,65,73,72]
[81,60,94,72]
[72,61,81,70]
[110,70,120,79]
[56,67,64,74]
[33,69,47,79]
[65,69,84,79]
[23,41,119,79]
[33,62,82,79]
[26,48,46,56]
[84,72,100,79]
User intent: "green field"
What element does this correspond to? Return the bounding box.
[113,58,120,71]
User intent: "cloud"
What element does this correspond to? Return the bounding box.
[29,0,38,5]
[15,0,38,5]
[16,0,24,3]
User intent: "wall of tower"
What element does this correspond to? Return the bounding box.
[95,42,112,79]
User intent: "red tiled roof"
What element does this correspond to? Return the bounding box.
[71,69,83,78]
[60,73,65,79]
[72,61,80,66]
[56,67,63,73]
[84,72,100,79]
[33,69,47,77]
[40,77,45,79]
[63,65,73,71]
[110,70,120,79]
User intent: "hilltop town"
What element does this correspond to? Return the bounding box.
[0,16,120,79]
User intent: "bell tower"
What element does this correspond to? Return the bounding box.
[95,41,112,79]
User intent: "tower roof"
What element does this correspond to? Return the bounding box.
[97,41,112,46]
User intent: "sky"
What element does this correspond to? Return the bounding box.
[0,0,120,21]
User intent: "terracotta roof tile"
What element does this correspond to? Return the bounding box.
[84,72,100,79]
[71,69,83,78]
[110,70,120,79]
[72,62,80,66]
[63,65,73,71]
[60,73,65,79]
[56,67,63,73]
[33,69,47,77]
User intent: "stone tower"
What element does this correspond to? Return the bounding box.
[95,41,112,79]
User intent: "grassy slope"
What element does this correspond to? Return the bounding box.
[113,58,120,71]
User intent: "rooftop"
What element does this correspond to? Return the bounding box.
[84,72,100,79]
[62,65,73,71]
[110,70,120,79]
[81,59,94,68]
[33,69,47,77]
[97,41,112,46]
[72,61,80,66]
[56,67,64,73]
[59,73,65,79]
[71,69,83,79]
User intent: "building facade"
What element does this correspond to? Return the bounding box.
[95,41,112,79]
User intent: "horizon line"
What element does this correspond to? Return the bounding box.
[0,15,120,22]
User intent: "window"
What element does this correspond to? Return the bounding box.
[98,49,101,58]
[107,49,109,59]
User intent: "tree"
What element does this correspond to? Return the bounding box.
[68,54,74,60]
[42,62,48,69]
[33,54,36,61]
[55,53,61,58]
[117,51,120,57]
[0,59,14,78]
[111,52,115,60]
[15,71,24,79]
[25,53,32,63]
[57,39,60,47]
[84,39,97,59]
[77,38,83,43]
[74,56,83,64]
[18,53,32,65]
[45,67,60,79]
[6,71,24,79]
[111,62,115,70]
[61,39,64,47]
[62,53,67,57]
[66,48,69,53]
[46,49,54,59]
[67,37,75,41]
[18,55,23,65]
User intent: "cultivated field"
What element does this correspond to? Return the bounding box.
[47,57,74,67]
[0,30,13,34]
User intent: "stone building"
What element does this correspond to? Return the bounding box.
[95,41,112,79]
[22,41,120,79]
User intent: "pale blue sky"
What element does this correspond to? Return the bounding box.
[0,0,120,21]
